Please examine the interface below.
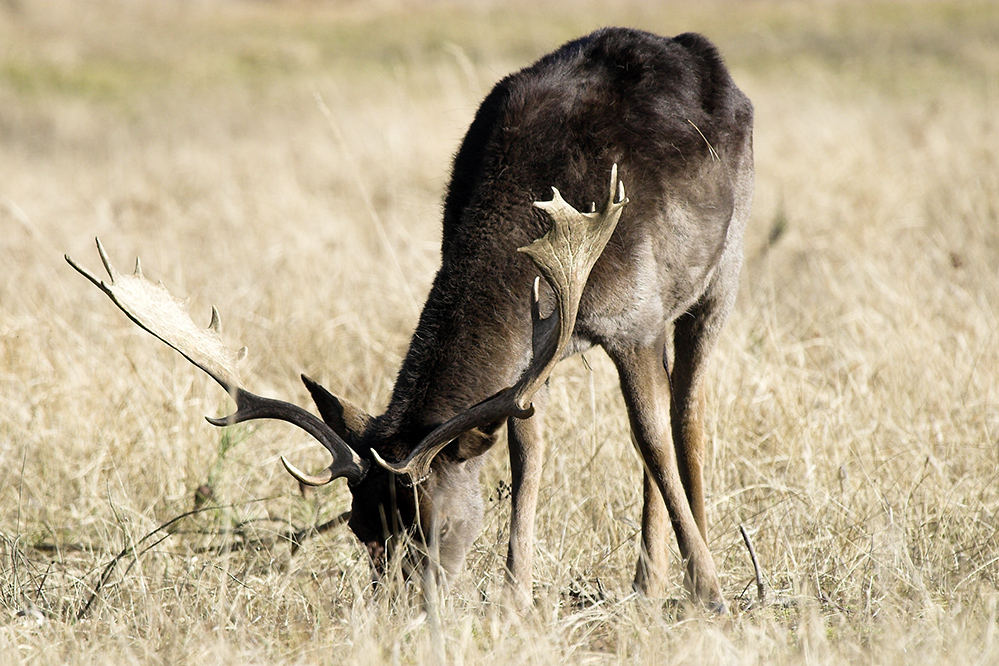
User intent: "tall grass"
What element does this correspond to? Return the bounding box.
[1,0,997,663]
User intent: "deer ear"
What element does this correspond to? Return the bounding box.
[301,375,372,442]
[453,427,498,461]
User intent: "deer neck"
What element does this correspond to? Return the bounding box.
[376,257,533,453]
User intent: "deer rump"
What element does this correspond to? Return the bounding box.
[68,27,753,610]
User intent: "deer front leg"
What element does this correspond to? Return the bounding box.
[504,385,547,607]
[609,342,725,611]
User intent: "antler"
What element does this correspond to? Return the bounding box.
[65,238,370,487]
[373,164,628,481]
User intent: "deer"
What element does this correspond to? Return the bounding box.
[66,27,753,612]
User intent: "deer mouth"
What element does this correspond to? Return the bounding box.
[364,541,387,576]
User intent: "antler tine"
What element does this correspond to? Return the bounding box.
[375,165,628,481]
[516,162,626,405]
[66,238,369,487]
[281,455,334,486]
[67,238,246,392]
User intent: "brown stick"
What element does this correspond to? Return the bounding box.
[739,523,767,605]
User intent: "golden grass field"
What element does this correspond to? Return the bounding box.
[2,0,998,662]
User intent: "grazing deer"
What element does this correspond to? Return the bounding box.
[67,27,752,611]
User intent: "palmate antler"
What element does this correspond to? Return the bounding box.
[374,164,628,482]
[65,239,370,486]
[67,166,626,490]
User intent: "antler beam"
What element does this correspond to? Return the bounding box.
[66,239,369,487]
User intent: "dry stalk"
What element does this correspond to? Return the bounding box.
[740,524,767,607]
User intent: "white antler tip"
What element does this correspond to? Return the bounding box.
[533,186,570,214]
[95,237,115,280]
[280,455,334,487]
[370,448,393,470]
[209,305,221,332]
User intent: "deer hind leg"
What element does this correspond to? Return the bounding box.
[504,384,547,607]
[608,341,724,610]
[672,253,742,541]
[633,464,671,597]
[672,324,712,542]
[632,345,673,598]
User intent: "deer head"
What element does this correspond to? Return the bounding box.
[66,165,627,578]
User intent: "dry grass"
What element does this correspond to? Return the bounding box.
[2,0,998,663]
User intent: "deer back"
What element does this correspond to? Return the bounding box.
[372,28,753,454]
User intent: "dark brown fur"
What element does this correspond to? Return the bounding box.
[327,27,754,608]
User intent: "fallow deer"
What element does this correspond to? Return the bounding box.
[67,27,753,611]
